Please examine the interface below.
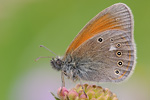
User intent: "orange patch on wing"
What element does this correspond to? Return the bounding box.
[66,14,124,54]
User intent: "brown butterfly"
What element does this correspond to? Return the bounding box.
[50,3,136,86]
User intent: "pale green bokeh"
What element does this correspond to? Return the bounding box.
[0,0,150,100]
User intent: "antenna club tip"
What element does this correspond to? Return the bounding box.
[35,57,40,62]
[40,45,44,47]
[38,45,57,56]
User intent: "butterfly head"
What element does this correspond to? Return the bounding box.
[50,57,64,71]
[50,56,79,81]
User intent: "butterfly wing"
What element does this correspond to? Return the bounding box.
[64,3,134,58]
[71,30,136,82]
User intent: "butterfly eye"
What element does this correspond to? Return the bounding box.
[98,37,103,42]
[114,69,120,75]
[116,51,122,57]
[117,61,123,67]
[116,43,121,48]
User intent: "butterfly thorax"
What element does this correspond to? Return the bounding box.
[50,57,79,81]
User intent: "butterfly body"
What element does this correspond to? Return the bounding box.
[50,3,136,83]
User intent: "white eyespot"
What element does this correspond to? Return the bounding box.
[116,43,121,48]
[116,51,122,57]
[97,37,103,43]
[115,18,120,21]
[114,69,120,75]
[110,38,113,42]
[117,60,123,67]
[109,45,117,51]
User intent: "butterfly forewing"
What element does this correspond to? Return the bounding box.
[64,3,134,57]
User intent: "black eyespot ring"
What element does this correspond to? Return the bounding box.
[116,51,122,57]
[98,37,103,42]
[115,70,120,75]
[117,61,123,67]
[116,43,121,48]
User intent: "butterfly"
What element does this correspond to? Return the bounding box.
[50,3,136,86]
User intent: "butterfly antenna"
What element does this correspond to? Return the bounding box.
[40,45,57,56]
[35,56,52,62]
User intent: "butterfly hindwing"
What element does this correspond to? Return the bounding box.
[71,30,135,82]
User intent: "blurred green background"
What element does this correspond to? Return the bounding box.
[0,0,150,100]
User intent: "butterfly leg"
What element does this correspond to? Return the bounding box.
[61,71,65,87]
[60,71,65,93]
[79,78,87,98]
